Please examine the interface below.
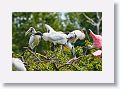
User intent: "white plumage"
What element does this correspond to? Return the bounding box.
[67,30,85,43]
[67,29,85,59]
[28,34,41,50]
[43,24,68,45]
[25,27,43,51]
[43,32,68,45]
[45,24,63,34]
[12,58,26,71]
[43,24,76,59]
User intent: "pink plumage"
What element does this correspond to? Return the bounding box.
[92,50,102,57]
[89,29,102,49]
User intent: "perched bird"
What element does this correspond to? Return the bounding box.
[12,58,26,71]
[89,29,102,49]
[67,29,85,43]
[25,27,43,52]
[89,29,102,57]
[43,25,68,51]
[67,29,85,58]
[43,24,68,45]
[43,24,76,59]
[43,32,68,45]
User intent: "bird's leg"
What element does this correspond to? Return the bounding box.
[66,42,78,64]
[85,44,94,55]
[71,46,78,61]
[50,43,54,51]
[60,45,63,54]
[84,47,88,55]
[34,47,37,54]
[32,48,36,54]
[54,45,58,52]
[65,42,77,58]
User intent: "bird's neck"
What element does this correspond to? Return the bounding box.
[32,31,37,34]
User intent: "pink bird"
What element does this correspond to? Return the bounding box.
[89,29,102,57]
[89,29,102,49]
[92,50,102,57]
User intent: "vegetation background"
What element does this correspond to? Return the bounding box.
[12,12,102,71]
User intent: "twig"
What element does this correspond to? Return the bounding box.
[97,12,100,19]
[23,47,42,61]
[25,47,53,60]
[83,12,102,35]
[83,13,96,26]
[58,64,78,71]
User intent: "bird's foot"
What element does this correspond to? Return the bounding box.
[66,59,74,64]
[31,51,35,54]
[66,57,78,64]
[73,56,78,60]
[73,57,78,64]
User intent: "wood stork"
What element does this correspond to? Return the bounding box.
[43,24,67,51]
[25,27,43,52]
[67,29,85,43]
[67,29,85,58]
[42,29,68,51]
[43,24,76,59]
[12,58,26,71]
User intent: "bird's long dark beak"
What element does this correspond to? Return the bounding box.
[25,30,30,36]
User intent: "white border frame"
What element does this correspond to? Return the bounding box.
[0,0,114,83]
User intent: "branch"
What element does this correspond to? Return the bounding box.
[23,47,48,61]
[58,64,78,71]
[97,12,100,19]
[86,20,97,26]
[83,13,96,25]
[97,12,102,24]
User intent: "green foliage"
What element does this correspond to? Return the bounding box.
[12,12,102,71]
[13,46,102,71]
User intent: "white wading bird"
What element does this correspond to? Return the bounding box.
[25,27,43,52]
[66,29,85,63]
[67,29,85,44]
[12,58,26,71]
[42,24,80,60]
[43,24,68,51]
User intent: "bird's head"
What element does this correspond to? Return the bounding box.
[67,32,76,39]
[80,32,85,40]
[80,28,86,33]
[78,28,86,40]
[45,24,55,33]
[89,29,97,41]
[25,27,36,36]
